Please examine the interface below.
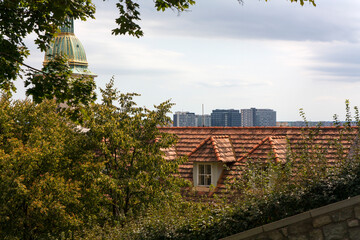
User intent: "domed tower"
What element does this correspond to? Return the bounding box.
[43,18,97,78]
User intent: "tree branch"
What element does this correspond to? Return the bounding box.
[0,52,46,75]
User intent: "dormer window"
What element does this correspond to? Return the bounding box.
[198,164,212,186]
[188,135,235,190]
[193,162,223,188]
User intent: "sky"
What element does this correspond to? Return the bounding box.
[16,0,360,121]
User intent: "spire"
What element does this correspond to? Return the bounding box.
[60,17,74,34]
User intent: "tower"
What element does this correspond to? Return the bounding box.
[43,18,97,79]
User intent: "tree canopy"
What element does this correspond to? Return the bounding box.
[0,79,185,238]
[0,94,104,239]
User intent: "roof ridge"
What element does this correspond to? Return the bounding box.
[268,137,280,163]
[187,136,212,157]
[210,136,222,161]
[237,136,270,162]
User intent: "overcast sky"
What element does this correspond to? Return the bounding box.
[17,0,360,121]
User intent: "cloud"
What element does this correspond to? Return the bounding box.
[305,42,360,82]
[140,0,360,42]
[310,65,360,82]
[196,79,267,88]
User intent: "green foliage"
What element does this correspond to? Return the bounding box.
[0,94,105,239]
[25,56,97,106]
[112,0,196,37]
[78,133,360,240]
[84,78,187,220]
[72,100,360,240]
[0,0,95,91]
[0,81,186,238]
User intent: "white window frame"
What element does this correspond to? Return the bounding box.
[197,163,212,187]
[193,162,224,188]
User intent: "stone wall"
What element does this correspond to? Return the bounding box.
[221,195,360,240]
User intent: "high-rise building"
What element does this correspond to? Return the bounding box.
[211,109,241,127]
[173,112,196,127]
[255,109,276,126]
[241,108,256,127]
[241,108,276,127]
[195,114,211,127]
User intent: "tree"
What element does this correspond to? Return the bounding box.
[0,0,315,96]
[24,55,97,109]
[0,77,187,238]
[0,0,95,93]
[0,94,106,239]
[84,79,186,219]
[0,0,195,95]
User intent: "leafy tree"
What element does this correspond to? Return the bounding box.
[0,78,187,238]
[25,56,97,109]
[0,0,195,95]
[0,94,106,239]
[84,79,186,220]
[0,0,96,93]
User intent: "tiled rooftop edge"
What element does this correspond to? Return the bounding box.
[160,126,356,129]
[220,195,360,240]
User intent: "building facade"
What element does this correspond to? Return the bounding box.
[195,114,211,127]
[255,109,276,126]
[211,109,241,127]
[241,108,276,127]
[173,112,196,127]
[241,108,256,127]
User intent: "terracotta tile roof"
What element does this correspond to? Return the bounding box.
[162,145,177,161]
[237,136,288,163]
[270,136,288,162]
[188,135,236,163]
[160,127,359,196]
[212,136,237,162]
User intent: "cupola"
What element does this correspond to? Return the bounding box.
[43,18,96,77]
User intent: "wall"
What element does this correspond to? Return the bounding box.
[221,195,360,240]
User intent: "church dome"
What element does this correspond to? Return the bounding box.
[44,18,96,76]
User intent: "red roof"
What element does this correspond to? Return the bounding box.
[160,127,358,196]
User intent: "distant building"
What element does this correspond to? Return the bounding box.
[195,114,211,127]
[173,112,196,127]
[255,109,276,126]
[277,121,336,127]
[211,109,241,127]
[241,108,276,127]
[241,108,256,127]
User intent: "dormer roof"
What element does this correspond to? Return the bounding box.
[188,135,236,163]
[238,135,288,163]
[160,127,359,195]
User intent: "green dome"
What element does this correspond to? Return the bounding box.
[44,18,96,77]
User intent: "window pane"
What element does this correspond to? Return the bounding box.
[197,164,212,186]
[199,175,204,185]
[205,175,211,186]
[199,164,204,174]
[206,165,211,174]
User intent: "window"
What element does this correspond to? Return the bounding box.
[198,164,212,186]
[193,162,223,188]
